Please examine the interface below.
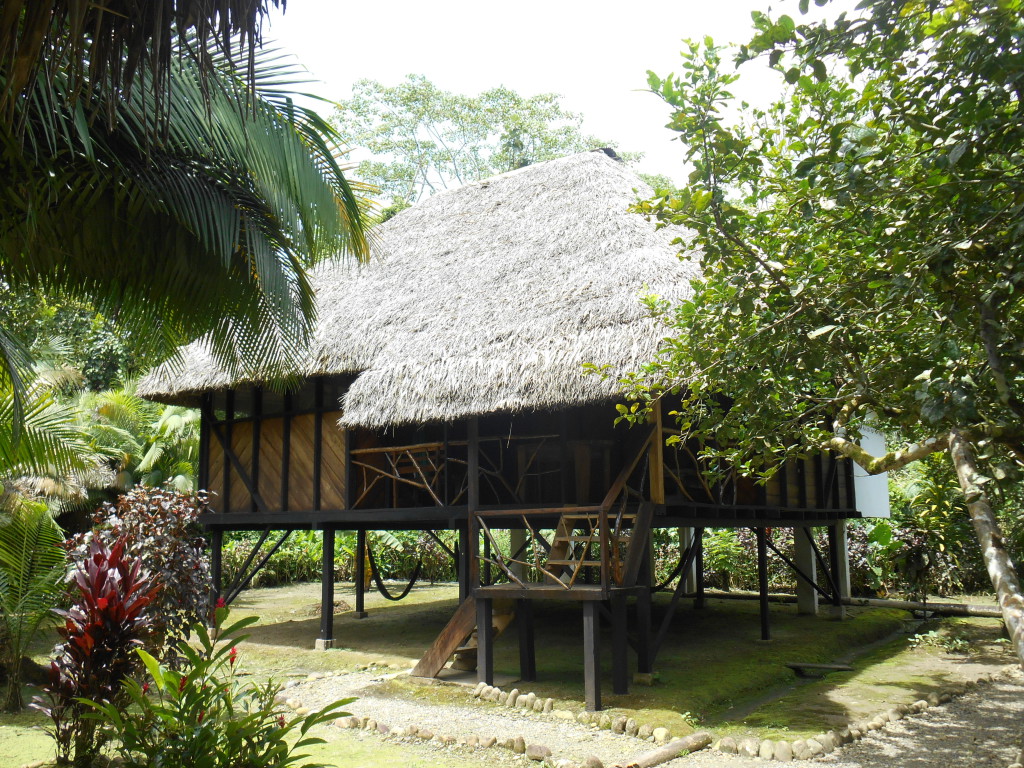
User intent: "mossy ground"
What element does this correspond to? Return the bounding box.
[2,582,1013,767]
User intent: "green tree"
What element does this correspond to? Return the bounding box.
[334,74,635,204]
[625,1,1024,664]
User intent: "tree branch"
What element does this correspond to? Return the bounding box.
[824,434,948,474]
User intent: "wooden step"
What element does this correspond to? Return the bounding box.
[547,559,603,567]
[562,512,636,520]
[553,534,631,543]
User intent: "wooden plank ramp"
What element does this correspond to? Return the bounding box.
[412,597,479,678]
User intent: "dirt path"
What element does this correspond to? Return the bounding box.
[290,667,1024,768]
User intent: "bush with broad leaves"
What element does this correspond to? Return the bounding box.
[33,538,159,766]
[67,485,210,663]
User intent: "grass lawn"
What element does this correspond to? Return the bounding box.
[2,581,1013,767]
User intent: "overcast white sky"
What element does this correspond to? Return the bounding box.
[264,1,835,184]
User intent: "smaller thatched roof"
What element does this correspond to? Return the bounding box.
[137,150,698,428]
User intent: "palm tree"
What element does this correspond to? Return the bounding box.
[0,499,67,712]
[0,4,370,419]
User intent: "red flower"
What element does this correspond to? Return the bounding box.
[198,709,206,723]
[178,676,188,693]
[216,597,226,608]
[277,715,286,728]
[142,682,150,694]
[229,646,238,667]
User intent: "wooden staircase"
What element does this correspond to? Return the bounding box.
[544,504,652,589]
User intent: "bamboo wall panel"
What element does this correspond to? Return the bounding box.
[320,415,347,510]
[203,411,347,515]
[208,439,225,510]
[258,418,286,511]
[229,423,252,512]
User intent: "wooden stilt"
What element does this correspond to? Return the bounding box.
[756,527,771,641]
[210,528,223,605]
[354,529,367,618]
[694,526,706,609]
[827,523,846,619]
[583,601,601,711]
[636,587,652,674]
[477,597,494,685]
[517,598,536,682]
[458,525,470,602]
[318,527,335,648]
[612,593,629,695]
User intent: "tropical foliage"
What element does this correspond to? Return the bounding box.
[0,499,66,711]
[87,607,352,768]
[68,487,211,664]
[624,0,1024,662]
[34,538,159,765]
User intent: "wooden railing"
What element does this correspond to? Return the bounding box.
[472,425,656,591]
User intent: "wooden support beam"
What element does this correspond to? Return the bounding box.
[210,528,223,604]
[636,585,652,674]
[517,598,536,682]
[354,529,367,618]
[612,593,629,695]
[756,527,771,641]
[583,601,601,711]
[694,526,706,609]
[199,394,211,491]
[467,417,481,591]
[827,523,845,618]
[477,596,494,685]
[320,527,335,644]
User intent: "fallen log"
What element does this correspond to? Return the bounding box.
[693,590,1002,619]
[612,731,713,768]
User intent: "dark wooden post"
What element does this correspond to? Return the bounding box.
[612,593,629,695]
[583,601,601,711]
[694,526,706,609]
[210,528,223,606]
[636,586,652,674]
[198,394,211,493]
[318,526,335,649]
[477,596,494,685]
[756,527,771,641]
[466,417,481,596]
[457,526,470,602]
[827,522,846,619]
[517,598,536,682]
[354,529,367,618]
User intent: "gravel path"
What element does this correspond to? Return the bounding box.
[288,667,1024,768]
[671,667,1024,768]
[292,671,644,766]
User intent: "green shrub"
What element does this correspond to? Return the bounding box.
[87,606,352,768]
[34,538,158,766]
[68,486,211,664]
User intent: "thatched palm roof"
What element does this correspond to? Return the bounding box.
[137,150,697,428]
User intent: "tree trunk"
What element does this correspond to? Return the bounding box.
[948,429,1024,666]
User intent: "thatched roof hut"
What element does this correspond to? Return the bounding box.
[138,150,697,427]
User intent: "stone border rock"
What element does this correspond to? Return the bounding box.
[276,675,605,768]
[469,683,678,747]
[712,666,1018,762]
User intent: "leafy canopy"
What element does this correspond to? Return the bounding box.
[626,0,1024,479]
[334,74,635,204]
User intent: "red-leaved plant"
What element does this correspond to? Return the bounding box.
[33,538,159,767]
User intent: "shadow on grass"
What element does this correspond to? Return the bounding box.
[232,582,940,734]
